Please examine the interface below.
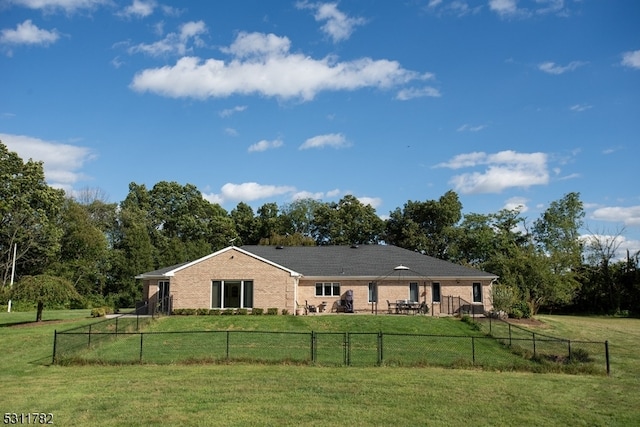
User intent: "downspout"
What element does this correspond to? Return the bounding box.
[293,275,299,316]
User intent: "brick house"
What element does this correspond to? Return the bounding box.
[137,245,498,316]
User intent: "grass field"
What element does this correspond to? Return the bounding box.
[1,310,639,426]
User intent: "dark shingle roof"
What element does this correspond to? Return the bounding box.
[241,245,496,279]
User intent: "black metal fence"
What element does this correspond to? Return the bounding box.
[478,316,610,374]
[52,316,610,374]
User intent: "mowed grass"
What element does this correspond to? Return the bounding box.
[1,310,639,426]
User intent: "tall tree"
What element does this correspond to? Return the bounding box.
[50,199,109,296]
[311,195,384,245]
[0,142,65,286]
[384,190,462,258]
[11,274,81,322]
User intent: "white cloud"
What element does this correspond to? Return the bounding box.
[128,20,207,57]
[292,188,341,201]
[0,20,60,46]
[592,206,640,227]
[436,150,549,194]
[7,0,111,13]
[621,50,640,69]
[489,0,567,18]
[457,123,487,132]
[204,182,296,204]
[396,86,441,100]
[248,139,283,153]
[219,105,247,118]
[296,1,366,43]
[299,133,350,150]
[0,133,95,193]
[358,196,382,209]
[489,0,519,17]
[538,61,586,75]
[426,1,482,17]
[503,196,529,213]
[130,31,424,101]
[118,0,157,18]
[224,127,238,137]
[569,103,592,112]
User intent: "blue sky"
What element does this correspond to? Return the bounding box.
[1,0,639,257]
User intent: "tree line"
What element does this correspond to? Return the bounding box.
[1,142,638,318]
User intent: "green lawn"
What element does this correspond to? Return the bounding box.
[1,310,639,426]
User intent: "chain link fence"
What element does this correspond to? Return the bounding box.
[52,315,609,374]
[478,316,609,374]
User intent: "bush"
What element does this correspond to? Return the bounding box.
[236,308,248,315]
[266,308,278,315]
[221,309,234,316]
[251,308,264,315]
[90,306,113,318]
[208,309,221,316]
[282,309,289,315]
[509,300,531,319]
[196,308,209,316]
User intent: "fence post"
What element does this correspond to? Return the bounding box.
[226,331,230,360]
[310,331,317,363]
[489,316,492,334]
[605,341,610,376]
[139,333,144,363]
[115,317,119,336]
[567,340,572,361]
[508,323,512,347]
[377,331,383,365]
[532,333,536,357]
[471,336,476,365]
[88,324,92,348]
[52,330,57,365]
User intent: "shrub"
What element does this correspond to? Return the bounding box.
[509,300,531,319]
[236,308,248,315]
[282,309,289,315]
[266,308,278,315]
[570,348,593,363]
[221,309,234,316]
[196,308,209,316]
[90,307,106,317]
[252,308,264,315]
[208,309,221,316]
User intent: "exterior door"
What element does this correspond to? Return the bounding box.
[158,281,170,313]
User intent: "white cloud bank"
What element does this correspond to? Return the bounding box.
[128,20,207,57]
[248,139,283,153]
[130,31,430,101]
[621,50,640,69]
[0,133,95,194]
[0,20,60,47]
[7,0,111,13]
[436,150,549,194]
[538,61,586,75]
[592,206,640,227]
[299,133,350,150]
[296,1,366,43]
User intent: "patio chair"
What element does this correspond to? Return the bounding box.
[305,300,317,314]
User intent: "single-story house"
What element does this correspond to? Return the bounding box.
[136,244,498,316]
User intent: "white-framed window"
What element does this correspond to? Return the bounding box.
[211,280,254,308]
[409,282,419,302]
[315,282,340,297]
[432,282,441,303]
[368,282,378,303]
[472,282,482,303]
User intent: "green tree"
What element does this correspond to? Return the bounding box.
[231,202,258,245]
[384,191,462,258]
[0,142,65,286]
[50,199,109,296]
[11,274,81,322]
[311,195,384,245]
